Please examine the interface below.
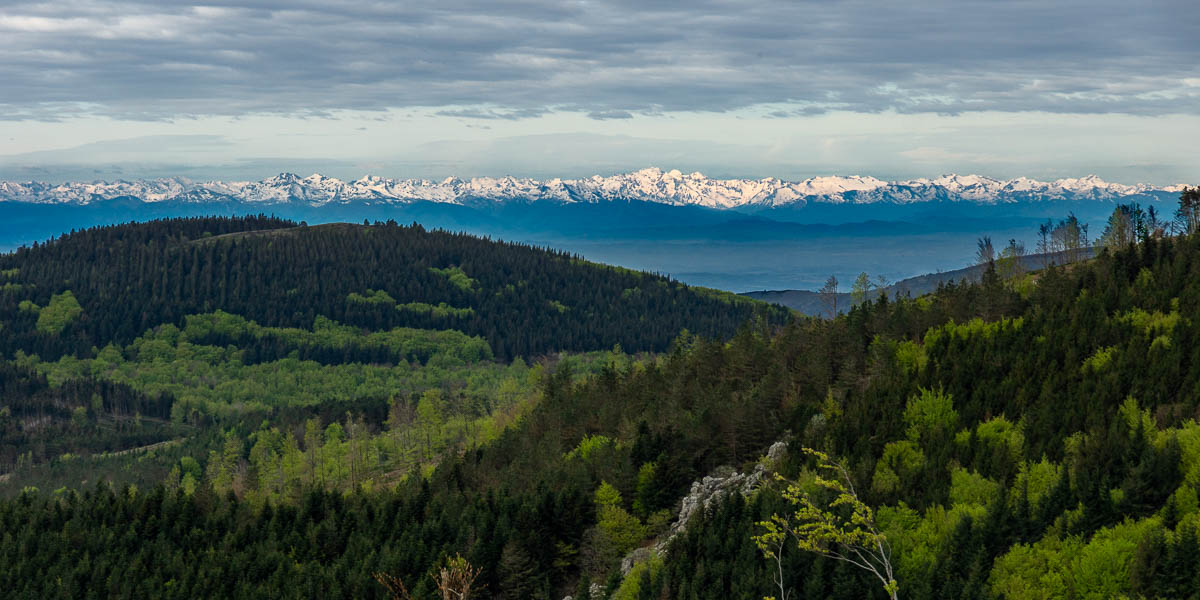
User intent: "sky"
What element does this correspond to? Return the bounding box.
[0,0,1197,185]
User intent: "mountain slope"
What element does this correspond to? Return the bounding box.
[0,217,786,363]
[4,227,1200,598]
[0,216,786,499]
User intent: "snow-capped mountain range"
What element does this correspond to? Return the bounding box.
[0,168,1185,209]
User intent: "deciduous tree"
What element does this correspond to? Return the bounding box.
[754,448,899,600]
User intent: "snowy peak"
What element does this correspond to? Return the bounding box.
[0,169,1186,208]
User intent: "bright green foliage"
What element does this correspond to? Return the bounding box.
[397,301,474,319]
[206,433,244,496]
[974,416,1026,464]
[996,239,1027,281]
[1117,397,1155,440]
[416,389,444,459]
[1176,421,1200,488]
[566,434,618,462]
[0,268,17,279]
[349,289,474,318]
[879,502,985,589]
[35,290,83,334]
[1119,307,1181,336]
[1015,458,1064,506]
[893,340,927,374]
[990,517,1159,599]
[1012,273,1038,299]
[948,468,999,507]
[756,449,899,599]
[873,440,925,496]
[596,482,648,556]
[1083,346,1117,372]
[346,289,397,305]
[429,265,478,291]
[179,456,201,480]
[26,312,500,419]
[596,480,622,509]
[1171,486,1200,520]
[612,552,664,600]
[989,534,1078,599]
[924,316,1023,347]
[180,311,493,364]
[903,388,957,444]
[549,300,569,313]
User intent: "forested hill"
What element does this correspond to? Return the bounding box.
[8,212,1200,598]
[0,216,785,362]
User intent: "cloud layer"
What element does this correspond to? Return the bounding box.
[1,0,1196,121]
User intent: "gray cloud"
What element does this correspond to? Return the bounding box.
[587,110,634,120]
[0,0,1196,120]
[435,107,551,120]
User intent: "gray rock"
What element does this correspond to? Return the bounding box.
[620,546,653,576]
[767,440,789,464]
[649,441,788,557]
[612,441,791,580]
[562,582,605,600]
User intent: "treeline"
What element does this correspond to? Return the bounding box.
[0,217,788,362]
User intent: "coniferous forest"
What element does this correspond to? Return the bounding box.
[4,203,1200,599]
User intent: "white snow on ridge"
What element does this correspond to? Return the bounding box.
[0,169,1186,208]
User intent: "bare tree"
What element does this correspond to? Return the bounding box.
[1051,214,1088,264]
[373,572,415,600]
[975,236,995,266]
[819,275,839,319]
[1037,220,1053,267]
[433,554,483,600]
[374,554,483,600]
[1146,205,1166,239]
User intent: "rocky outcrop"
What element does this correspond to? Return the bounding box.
[651,440,787,557]
[562,582,605,600]
[563,441,789,599]
[620,547,654,577]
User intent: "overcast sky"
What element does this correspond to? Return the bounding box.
[0,0,1197,184]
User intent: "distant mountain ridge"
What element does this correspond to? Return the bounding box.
[743,249,1095,315]
[0,168,1185,209]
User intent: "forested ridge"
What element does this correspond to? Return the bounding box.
[0,215,780,502]
[6,209,1200,598]
[0,216,782,362]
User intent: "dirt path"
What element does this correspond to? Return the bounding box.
[97,437,188,458]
